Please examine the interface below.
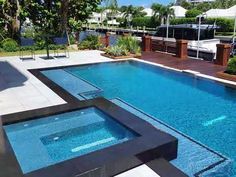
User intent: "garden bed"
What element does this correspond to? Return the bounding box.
[216,71,236,82]
[101,53,141,59]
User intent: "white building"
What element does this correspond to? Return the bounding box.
[142,6,187,18]
[142,8,154,17]
[170,6,187,18]
[88,9,123,25]
[88,6,188,24]
[199,5,236,19]
[176,0,215,4]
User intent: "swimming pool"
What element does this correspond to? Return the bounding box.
[4,107,137,174]
[42,60,236,176]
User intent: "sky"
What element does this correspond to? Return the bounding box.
[116,0,175,7]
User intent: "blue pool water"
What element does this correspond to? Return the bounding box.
[4,107,137,173]
[42,61,236,176]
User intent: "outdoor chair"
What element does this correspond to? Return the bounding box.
[52,37,70,58]
[231,42,236,57]
[19,37,36,61]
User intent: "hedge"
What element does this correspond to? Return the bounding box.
[131,17,159,28]
[185,9,202,18]
[170,18,234,32]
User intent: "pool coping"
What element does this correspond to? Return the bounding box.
[1,97,179,177]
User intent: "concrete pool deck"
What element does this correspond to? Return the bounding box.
[0,51,111,115]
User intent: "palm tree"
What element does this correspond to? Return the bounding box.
[161,6,175,25]
[96,6,107,25]
[104,0,118,9]
[151,3,163,25]
[120,5,146,27]
[103,0,118,27]
[151,3,175,25]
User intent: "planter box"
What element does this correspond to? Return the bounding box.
[101,53,141,59]
[216,71,236,82]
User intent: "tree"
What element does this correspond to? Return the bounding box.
[0,0,21,39]
[22,0,102,35]
[119,5,146,27]
[104,0,118,23]
[96,6,107,24]
[195,2,212,12]
[179,0,192,10]
[212,0,236,9]
[151,3,163,25]
[151,3,174,25]
[185,9,202,18]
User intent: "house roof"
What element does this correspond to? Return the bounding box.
[170,6,187,18]
[203,5,236,18]
[143,8,153,17]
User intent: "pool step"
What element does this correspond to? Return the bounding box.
[111,98,232,177]
[71,137,116,153]
[79,89,104,100]
[42,69,102,101]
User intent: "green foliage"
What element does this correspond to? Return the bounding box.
[170,18,196,25]
[185,9,202,18]
[131,17,158,28]
[170,17,235,32]
[151,3,174,25]
[22,0,102,35]
[69,34,76,45]
[78,35,102,50]
[179,0,236,11]
[0,0,21,39]
[206,18,234,32]
[226,57,236,75]
[118,5,147,27]
[1,38,19,52]
[116,36,141,55]
[179,0,192,10]
[105,46,128,57]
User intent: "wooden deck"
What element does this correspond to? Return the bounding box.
[141,52,226,77]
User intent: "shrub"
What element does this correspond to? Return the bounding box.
[170,17,234,32]
[105,46,128,57]
[206,18,234,32]
[131,17,159,28]
[78,35,102,50]
[117,36,141,55]
[69,34,76,45]
[226,57,236,75]
[170,18,196,25]
[1,38,19,52]
[185,9,202,18]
